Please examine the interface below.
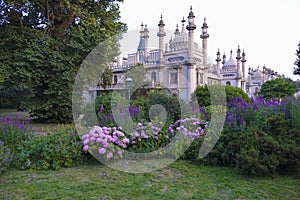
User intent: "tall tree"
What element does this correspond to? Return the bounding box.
[0,0,126,122]
[293,41,300,76]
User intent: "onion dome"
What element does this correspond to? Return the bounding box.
[158,15,165,27]
[222,50,237,69]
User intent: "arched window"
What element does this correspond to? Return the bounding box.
[226,81,231,86]
[151,71,157,83]
[114,75,118,84]
[255,87,259,93]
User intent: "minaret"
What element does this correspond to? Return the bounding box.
[241,50,247,79]
[200,17,209,71]
[186,6,196,64]
[216,49,221,76]
[157,15,166,64]
[240,50,247,91]
[222,53,226,65]
[174,24,180,36]
[186,6,197,100]
[137,22,145,63]
[236,46,242,78]
[143,24,149,62]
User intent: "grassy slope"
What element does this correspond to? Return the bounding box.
[0,161,299,200]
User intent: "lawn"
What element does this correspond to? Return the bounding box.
[0,161,299,200]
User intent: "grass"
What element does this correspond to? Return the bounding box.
[0,161,299,200]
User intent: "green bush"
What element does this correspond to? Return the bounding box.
[201,97,300,175]
[15,125,83,170]
[0,140,14,173]
[191,84,249,107]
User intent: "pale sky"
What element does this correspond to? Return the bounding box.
[119,0,300,80]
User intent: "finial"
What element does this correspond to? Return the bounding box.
[158,15,165,27]
[230,49,233,56]
[204,17,206,22]
[181,17,186,25]
[190,5,192,11]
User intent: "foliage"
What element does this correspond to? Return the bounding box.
[0,0,126,122]
[293,41,300,76]
[0,115,32,155]
[144,89,182,125]
[15,125,83,170]
[192,84,249,107]
[258,78,298,100]
[0,140,14,173]
[202,97,300,175]
[168,117,208,160]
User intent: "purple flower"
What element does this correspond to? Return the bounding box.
[106,152,113,159]
[83,145,89,151]
[99,148,106,155]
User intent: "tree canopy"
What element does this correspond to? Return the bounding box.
[293,41,300,76]
[0,0,126,122]
[258,78,298,100]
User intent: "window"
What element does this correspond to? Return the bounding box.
[114,75,118,84]
[170,72,178,84]
[151,71,157,83]
[226,81,231,86]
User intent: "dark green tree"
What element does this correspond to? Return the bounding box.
[293,41,300,76]
[0,0,126,122]
[258,78,298,100]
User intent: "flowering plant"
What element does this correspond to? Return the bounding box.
[82,126,130,160]
[0,115,32,154]
[0,140,14,173]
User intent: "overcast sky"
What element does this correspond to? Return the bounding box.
[119,0,300,80]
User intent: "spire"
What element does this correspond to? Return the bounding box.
[188,6,194,18]
[241,50,247,62]
[216,48,221,62]
[222,52,226,65]
[140,22,144,32]
[158,15,165,27]
[236,45,241,60]
[174,24,180,35]
[181,17,186,33]
[186,6,196,31]
[200,17,209,39]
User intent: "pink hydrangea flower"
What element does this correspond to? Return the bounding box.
[83,145,89,151]
[99,148,106,155]
[106,152,113,159]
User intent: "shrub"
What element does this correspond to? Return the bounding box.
[0,115,32,155]
[191,85,249,107]
[0,140,14,173]
[15,125,83,170]
[144,90,182,125]
[202,97,300,175]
